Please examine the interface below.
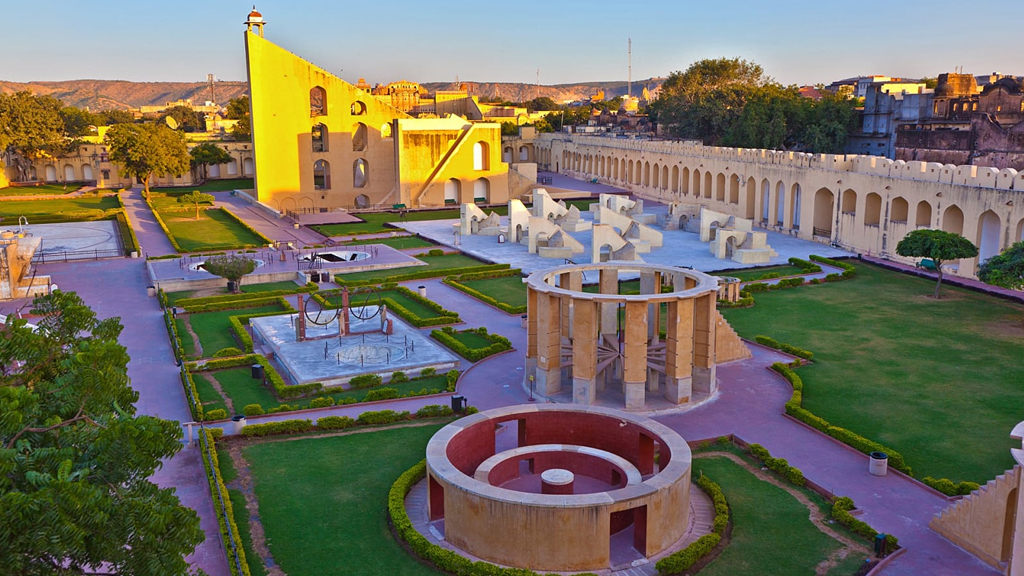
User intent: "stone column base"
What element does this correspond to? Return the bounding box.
[664,376,692,405]
[573,377,597,405]
[693,366,717,395]
[524,357,537,382]
[647,367,660,392]
[624,381,646,410]
[537,367,562,395]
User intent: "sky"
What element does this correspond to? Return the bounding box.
[1,0,1021,87]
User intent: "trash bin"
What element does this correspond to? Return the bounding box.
[146,285,156,297]
[230,415,246,435]
[874,533,887,557]
[310,272,321,283]
[251,363,265,380]
[451,396,466,413]
[521,315,528,329]
[869,451,888,476]
[418,285,427,297]
[227,280,237,292]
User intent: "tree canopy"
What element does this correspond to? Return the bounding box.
[0,291,203,575]
[189,142,232,182]
[225,96,250,120]
[977,241,1024,291]
[203,254,258,290]
[105,123,190,198]
[159,105,203,132]
[177,190,215,219]
[0,92,71,181]
[649,58,859,153]
[895,229,979,298]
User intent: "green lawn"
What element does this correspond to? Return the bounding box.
[714,264,806,282]
[458,276,527,308]
[450,330,492,349]
[0,196,120,219]
[332,253,487,283]
[206,368,451,412]
[152,178,254,193]
[194,373,228,414]
[175,318,197,358]
[0,183,84,195]
[343,236,436,250]
[158,207,266,252]
[167,280,303,306]
[695,457,857,576]
[721,262,1024,482]
[322,289,443,321]
[187,304,287,355]
[244,425,445,576]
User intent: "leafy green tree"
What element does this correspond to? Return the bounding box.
[920,77,938,89]
[105,123,190,199]
[159,105,203,132]
[203,254,258,292]
[0,290,203,575]
[97,109,136,125]
[978,241,1024,290]
[896,229,979,298]
[526,96,558,111]
[177,190,215,219]
[189,142,232,182]
[59,106,100,138]
[0,92,70,181]
[500,122,520,137]
[231,116,251,141]
[225,96,250,120]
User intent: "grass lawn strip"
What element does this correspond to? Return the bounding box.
[456,275,527,309]
[332,253,487,283]
[0,183,84,195]
[187,303,287,355]
[152,178,254,193]
[342,236,435,250]
[159,206,267,252]
[693,455,866,576]
[166,280,304,306]
[721,261,1024,482]
[714,264,807,282]
[0,195,121,220]
[193,372,228,415]
[241,424,445,576]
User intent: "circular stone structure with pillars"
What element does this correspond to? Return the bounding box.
[524,262,730,411]
[424,404,692,572]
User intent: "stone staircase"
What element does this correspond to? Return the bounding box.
[714,310,752,363]
[930,465,1020,571]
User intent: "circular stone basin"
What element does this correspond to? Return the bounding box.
[190,259,267,272]
[300,250,370,263]
[541,468,574,485]
[335,342,407,365]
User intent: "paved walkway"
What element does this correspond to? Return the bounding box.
[212,192,324,247]
[120,188,178,257]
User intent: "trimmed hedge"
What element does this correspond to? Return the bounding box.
[241,419,314,437]
[754,335,813,360]
[442,268,527,314]
[199,429,252,576]
[787,257,823,274]
[416,405,454,418]
[181,295,293,314]
[349,374,383,389]
[195,353,324,399]
[146,196,184,253]
[243,404,265,416]
[748,443,806,486]
[176,283,317,308]
[430,326,512,361]
[921,477,981,497]
[314,285,460,328]
[809,255,857,279]
[316,415,356,430]
[214,347,243,358]
[115,210,141,256]
[229,309,287,353]
[357,409,410,425]
[364,387,399,402]
[205,408,228,421]
[181,370,204,421]
[771,362,911,475]
[655,473,728,574]
[335,261,510,287]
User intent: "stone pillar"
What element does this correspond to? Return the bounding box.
[639,271,658,340]
[536,290,562,395]
[525,286,538,380]
[599,268,618,335]
[540,469,574,495]
[565,271,582,338]
[692,293,717,394]
[664,299,694,404]
[623,301,649,410]
[572,298,599,405]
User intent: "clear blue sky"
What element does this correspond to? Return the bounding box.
[1,0,1020,86]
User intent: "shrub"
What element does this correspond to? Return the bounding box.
[357,409,409,425]
[243,404,265,416]
[430,327,512,361]
[181,295,292,314]
[316,415,356,430]
[656,473,727,574]
[446,369,460,392]
[831,496,898,553]
[365,387,399,402]
[197,430,252,576]
[349,373,383,389]
[748,443,806,487]
[442,268,527,314]
[427,249,444,257]
[787,257,823,273]
[205,408,228,421]
[754,335,813,360]
[745,282,770,293]
[309,396,336,408]
[922,477,980,496]
[213,346,243,358]
[420,367,437,377]
[416,405,454,418]
[809,254,857,278]
[241,419,313,437]
[266,404,296,414]
[390,371,408,383]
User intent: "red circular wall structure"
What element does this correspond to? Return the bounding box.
[424,404,692,572]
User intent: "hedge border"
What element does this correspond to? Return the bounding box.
[220,206,273,246]
[333,261,510,287]
[176,282,317,308]
[430,326,512,361]
[443,268,527,314]
[181,295,294,314]
[146,196,185,252]
[199,429,252,576]
[240,405,463,437]
[753,335,813,360]
[655,474,728,574]
[314,285,460,328]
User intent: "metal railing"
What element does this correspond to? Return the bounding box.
[33,248,123,264]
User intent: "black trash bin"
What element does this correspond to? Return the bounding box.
[251,363,265,380]
[451,395,466,413]
[310,272,321,283]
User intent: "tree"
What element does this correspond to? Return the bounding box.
[526,96,558,112]
[159,105,203,132]
[177,190,215,219]
[59,106,100,138]
[0,92,70,181]
[189,142,232,183]
[225,96,250,120]
[231,116,251,141]
[501,122,520,137]
[0,291,203,575]
[97,109,136,125]
[896,229,979,298]
[978,241,1024,290]
[105,123,189,199]
[203,254,258,292]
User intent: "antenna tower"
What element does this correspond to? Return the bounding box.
[536,68,540,99]
[627,38,632,99]
[207,73,217,104]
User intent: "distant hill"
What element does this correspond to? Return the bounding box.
[0,78,664,111]
[0,80,250,111]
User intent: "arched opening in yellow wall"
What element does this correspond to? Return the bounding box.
[977,210,1002,262]
[350,101,366,116]
[314,159,331,190]
[891,197,909,222]
[791,183,802,228]
[381,123,393,139]
[942,205,964,235]
[352,122,368,152]
[473,142,490,171]
[865,193,882,226]
[716,173,726,202]
[310,86,327,116]
[444,178,461,204]
[813,187,834,236]
[473,178,490,203]
[916,201,932,227]
[312,123,328,152]
[729,175,740,205]
[353,159,368,188]
[842,189,858,214]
